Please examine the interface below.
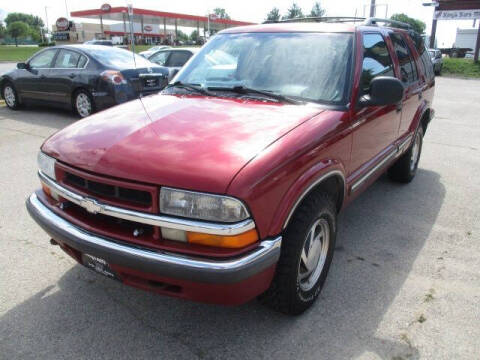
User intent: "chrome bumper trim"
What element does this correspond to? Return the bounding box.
[38,171,255,236]
[26,193,282,284]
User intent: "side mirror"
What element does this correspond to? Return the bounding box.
[359,76,404,107]
[17,62,28,70]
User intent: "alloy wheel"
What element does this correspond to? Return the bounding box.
[4,86,16,108]
[76,93,92,117]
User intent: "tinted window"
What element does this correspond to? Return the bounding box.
[29,49,57,69]
[177,32,354,105]
[361,33,395,93]
[390,33,418,84]
[86,47,153,68]
[149,51,170,66]
[54,49,81,68]
[77,55,88,68]
[167,51,192,67]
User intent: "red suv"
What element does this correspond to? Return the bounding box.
[27,19,435,315]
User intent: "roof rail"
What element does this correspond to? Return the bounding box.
[263,16,365,24]
[363,17,413,30]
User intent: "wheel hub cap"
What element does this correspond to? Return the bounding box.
[410,133,421,171]
[298,218,330,292]
[4,86,15,107]
[76,93,91,117]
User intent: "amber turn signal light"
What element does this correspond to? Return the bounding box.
[187,229,259,248]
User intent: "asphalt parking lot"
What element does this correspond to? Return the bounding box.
[0,77,479,359]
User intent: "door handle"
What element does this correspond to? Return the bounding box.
[39,75,46,79]
[396,104,403,113]
[418,92,423,100]
[68,73,76,79]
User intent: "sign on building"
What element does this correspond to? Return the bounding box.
[434,10,480,20]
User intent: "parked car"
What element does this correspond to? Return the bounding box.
[148,47,199,80]
[0,45,169,117]
[27,19,435,315]
[84,39,113,46]
[429,48,443,75]
[138,45,171,58]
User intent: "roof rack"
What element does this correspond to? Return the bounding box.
[263,16,415,31]
[363,17,412,30]
[263,16,365,24]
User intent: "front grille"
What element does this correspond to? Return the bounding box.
[65,172,152,207]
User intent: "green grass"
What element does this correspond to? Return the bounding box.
[0,45,41,62]
[443,58,480,78]
[0,44,200,62]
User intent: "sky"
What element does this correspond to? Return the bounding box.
[0,0,478,47]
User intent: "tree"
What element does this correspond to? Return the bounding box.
[265,7,281,22]
[390,13,426,34]
[213,8,230,20]
[190,30,199,41]
[310,2,326,17]
[283,3,304,20]
[0,22,5,39]
[7,21,30,46]
[5,13,44,29]
[5,13,44,44]
[176,29,189,42]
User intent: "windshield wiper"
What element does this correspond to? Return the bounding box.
[165,81,215,96]
[207,85,304,105]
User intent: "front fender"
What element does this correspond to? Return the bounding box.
[268,161,346,235]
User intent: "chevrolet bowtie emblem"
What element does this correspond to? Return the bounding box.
[80,198,103,214]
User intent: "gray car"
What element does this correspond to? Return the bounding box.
[429,49,443,75]
[148,47,199,80]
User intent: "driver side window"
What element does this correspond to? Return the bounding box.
[361,33,394,94]
[29,49,57,69]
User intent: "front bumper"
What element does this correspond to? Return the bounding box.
[26,193,281,285]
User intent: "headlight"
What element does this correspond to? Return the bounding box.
[38,152,56,180]
[160,187,249,223]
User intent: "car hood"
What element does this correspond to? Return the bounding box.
[42,94,324,193]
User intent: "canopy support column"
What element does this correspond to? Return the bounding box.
[474,21,480,63]
[429,18,437,49]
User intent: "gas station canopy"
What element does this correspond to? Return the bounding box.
[70,5,255,31]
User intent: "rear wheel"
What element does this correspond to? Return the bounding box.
[260,192,336,315]
[73,90,94,118]
[388,127,424,183]
[3,82,20,110]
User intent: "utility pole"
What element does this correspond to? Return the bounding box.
[44,6,50,34]
[64,0,69,18]
[369,0,376,17]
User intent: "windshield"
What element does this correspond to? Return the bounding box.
[86,47,154,68]
[175,32,353,104]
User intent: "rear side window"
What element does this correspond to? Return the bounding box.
[361,33,395,93]
[390,33,418,84]
[149,51,170,66]
[410,33,434,80]
[54,49,82,68]
[167,51,192,67]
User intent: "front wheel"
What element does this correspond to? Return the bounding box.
[388,127,424,183]
[73,90,94,118]
[3,82,20,110]
[260,192,336,315]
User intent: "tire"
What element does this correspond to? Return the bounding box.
[260,192,337,315]
[73,89,94,118]
[2,82,20,110]
[388,127,424,183]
